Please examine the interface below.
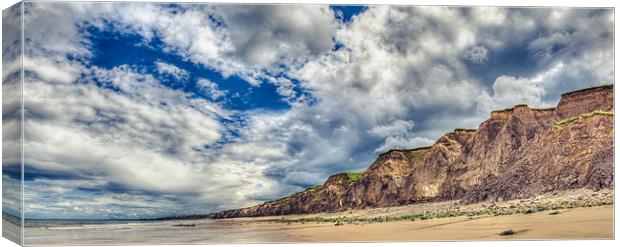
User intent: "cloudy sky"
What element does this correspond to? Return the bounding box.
[2,2,613,219]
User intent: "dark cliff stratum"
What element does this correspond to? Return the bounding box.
[215,85,614,218]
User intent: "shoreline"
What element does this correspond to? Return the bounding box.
[20,188,614,245]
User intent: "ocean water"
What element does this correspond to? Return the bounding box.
[21,217,295,245]
[25,219,149,228]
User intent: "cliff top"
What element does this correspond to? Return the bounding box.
[560,84,613,97]
[379,146,433,156]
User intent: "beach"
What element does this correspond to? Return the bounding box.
[288,205,614,242]
[21,188,614,245]
[22,205,613,245]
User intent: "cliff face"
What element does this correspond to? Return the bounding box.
[554,85,614,119]
[215,85,614,218]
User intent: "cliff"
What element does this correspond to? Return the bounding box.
[214,85,614,218]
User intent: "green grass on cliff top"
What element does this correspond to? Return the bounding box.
[345,172,363,183]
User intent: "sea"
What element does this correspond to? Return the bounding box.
[2,213,295,245]
[25,219,149,228]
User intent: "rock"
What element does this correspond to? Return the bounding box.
[213,85,614,219]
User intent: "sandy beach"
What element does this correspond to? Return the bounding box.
[22,205,613,245]
[22,188,613,245]
[288,205,614,242]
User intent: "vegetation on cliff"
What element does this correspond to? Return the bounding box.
[554,110,614,131]
[345,172,363,183]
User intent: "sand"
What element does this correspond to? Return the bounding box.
[23,205,613,245]
[2,217,22,245]
[286,205,614,242]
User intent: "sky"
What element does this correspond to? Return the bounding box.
[1,3,613,219]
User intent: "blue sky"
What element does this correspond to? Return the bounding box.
[2,3,613,219]
[89,26,292,111]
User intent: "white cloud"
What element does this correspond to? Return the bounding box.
[28,66,222,162]
[22,2,338,87]
[154,60,189,80]
[23,56,84,84]
[100,3,337,87]
[470,7,506,25]
[197,78,227,100]
[463,45,489,64]
[23,63,235,217]
[490,75,546,108]
[216,5,335,69]
[367,119,434,153]
[368,119,415,138]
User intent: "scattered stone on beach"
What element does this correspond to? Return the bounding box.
[499,229,516,236]
[173,224,196,227]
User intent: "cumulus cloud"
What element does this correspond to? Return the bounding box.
[368,120,435,153]
[24,64,228,193]
[368,119,415,138]
[216,5,335,68]
[197,78,227,100]
[100,3,335,86]
[463,45,489,64]
[491,75,546,108]
[22,7,237,215]
[154,60,189,81]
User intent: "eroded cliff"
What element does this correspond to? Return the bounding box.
[215,85,614,218]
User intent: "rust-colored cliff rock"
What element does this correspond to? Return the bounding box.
[215,85,614,218]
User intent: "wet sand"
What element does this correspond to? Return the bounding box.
[24,205,613,245]
[2,217,22,245]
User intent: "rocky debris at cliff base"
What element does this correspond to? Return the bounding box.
[237,188,613,225]
[309,189,611,225]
